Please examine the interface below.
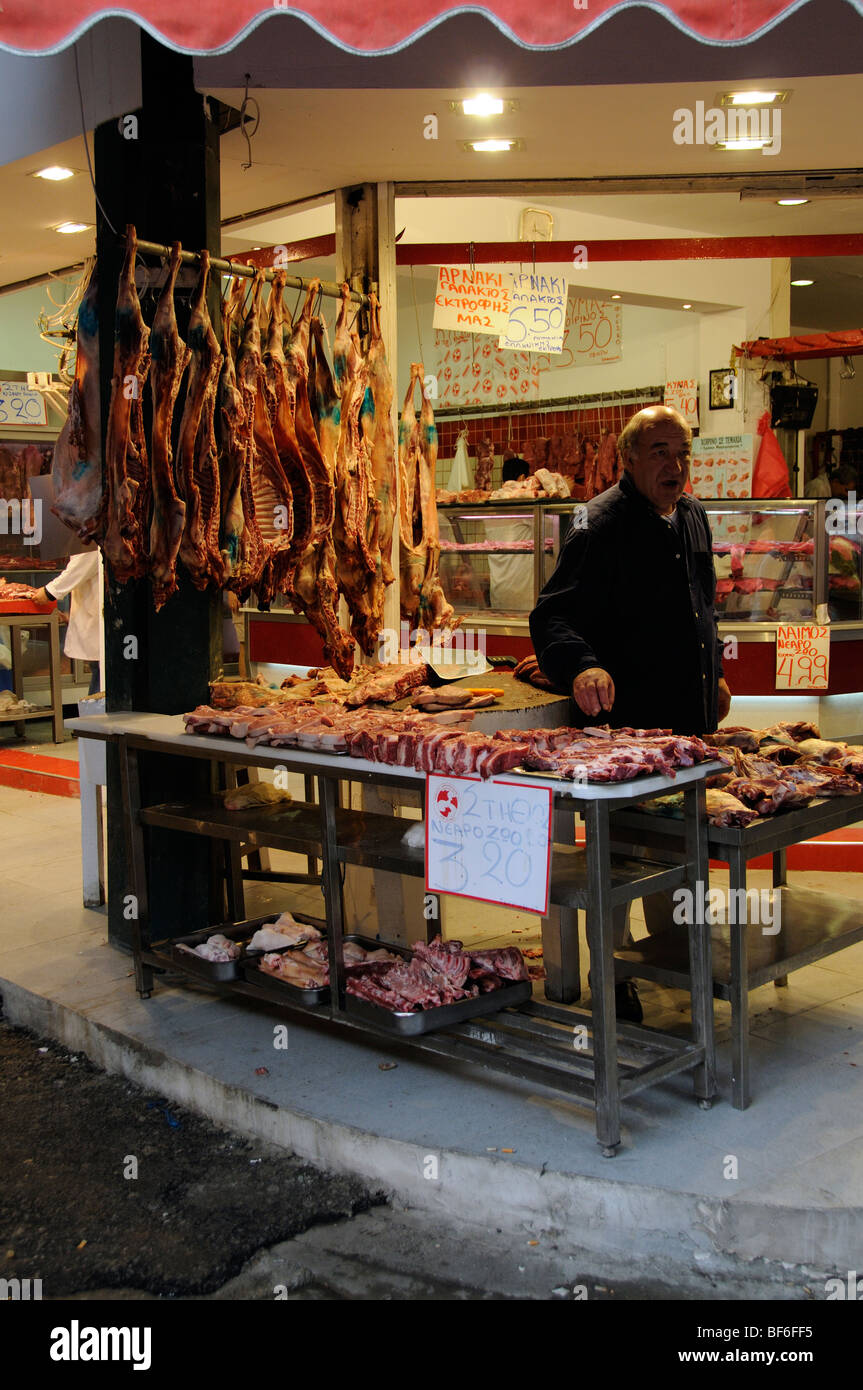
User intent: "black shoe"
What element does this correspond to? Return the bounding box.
[588,973,644,1024]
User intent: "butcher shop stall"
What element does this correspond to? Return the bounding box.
[2,0,863,1191]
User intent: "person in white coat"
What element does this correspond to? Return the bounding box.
[31,546,102,695]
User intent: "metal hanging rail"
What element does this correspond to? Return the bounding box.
[434,385,664,421]
[132,238,369,307]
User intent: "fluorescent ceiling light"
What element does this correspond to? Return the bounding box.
[611,293,621,300]
[719,89,790,106]
[682,303,693,310]
[463,95,504,117]
[55,221,91,234]
[777,198,809,206]
[714,137,774,151]
[791,278,815,286]
[32,165,76,181]
[466,138,518,153]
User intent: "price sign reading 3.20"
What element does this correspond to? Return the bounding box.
[425,774,552,915]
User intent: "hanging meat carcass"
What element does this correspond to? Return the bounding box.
[148,243,190,609]
[306,314,355,679]
[260,271,312,600]
[596,430,618,493]
[239,270,295,608]
[358,291,397,649]
[398,362,456,632]
[217,275,263,595]
[102,225,151,581]
[51,262,103,542]
[332,283,382,653]
[474,434,494,491]
[176,249,224,589]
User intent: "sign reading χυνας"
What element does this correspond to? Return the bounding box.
[425,773,552,914]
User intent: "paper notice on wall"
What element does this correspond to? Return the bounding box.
[498,272,568,354]
[425,773,552,915]
[775,624,830,690]
[433,266,514,336]
[690,435,754,498]
[432,329,540,408]
[665,379,699,428]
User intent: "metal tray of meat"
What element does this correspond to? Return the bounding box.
[241,911,328,959]
[166,921,262,982]
[344,977,533,1036]
[241,957,331,1006]
[239,930,403,1005]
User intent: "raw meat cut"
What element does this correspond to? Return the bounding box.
[398,362,455,632]
[102,225,151,582]
[51,263,103,542]
[260,271,312,600]
[147,243,191,609]
[705,789,759,827]
[343,662,428,706]
[474,434,494,491]
[176,249,224,589]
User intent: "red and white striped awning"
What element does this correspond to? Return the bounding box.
[0,0,834,57]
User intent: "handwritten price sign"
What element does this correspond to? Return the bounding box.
[498,273,568,354]
[775,624,830,690]
[0,382,48,427]
[425,774,552,915]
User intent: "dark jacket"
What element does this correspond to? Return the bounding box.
[529,472,724,734]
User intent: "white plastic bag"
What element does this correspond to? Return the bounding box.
[448,427,472,493]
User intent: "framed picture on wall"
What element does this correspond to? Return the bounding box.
[709,369,737,410]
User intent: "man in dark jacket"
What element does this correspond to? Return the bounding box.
[531,405,730,733]
[530,405,731,1019]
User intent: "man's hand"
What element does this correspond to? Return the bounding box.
[717,677,732,723]
[31,587,49,604]
[572,667,615,718]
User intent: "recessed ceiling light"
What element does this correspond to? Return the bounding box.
[719,89,791,106]
[32,166,76,181]
[465,138,520,153]
[777,198,809,206]
[791,278,815,286]
[55,221,92,234]
[682,303,693,310]
[463,95,504,117]
[611,294,621,300]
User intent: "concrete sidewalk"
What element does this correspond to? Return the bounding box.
[2,780,862,1296]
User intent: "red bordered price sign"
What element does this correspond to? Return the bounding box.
[425,773,552,915]
[775,624,830,690]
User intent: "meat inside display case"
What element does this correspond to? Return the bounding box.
[438,501,573,619]
[703,500,823,622]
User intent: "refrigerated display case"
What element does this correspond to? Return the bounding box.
[438,500,578,624]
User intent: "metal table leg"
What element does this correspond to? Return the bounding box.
[683,779,716,1106]
[319,775,347,1011]
[728,845,751,1110]
[48,613,64,744]
[118,735,154,998]
[584,800,620,1156]
[773,849,789,988]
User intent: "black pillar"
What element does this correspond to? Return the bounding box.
[96,35,223,950]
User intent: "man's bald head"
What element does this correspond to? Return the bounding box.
[618,406,692,469]
[618,405,692,515]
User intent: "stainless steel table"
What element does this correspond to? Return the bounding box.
[609,792,863,1110]
[68,710,722,1155]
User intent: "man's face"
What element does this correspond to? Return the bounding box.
[626,417,691,514]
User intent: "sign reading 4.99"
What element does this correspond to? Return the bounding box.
[776,624,830,690]
[425,774,552,915]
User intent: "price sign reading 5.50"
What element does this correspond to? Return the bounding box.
[425,774,552,915]
[775,624,830,690]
